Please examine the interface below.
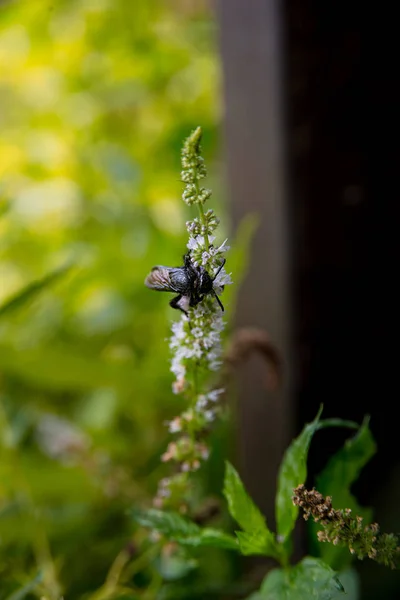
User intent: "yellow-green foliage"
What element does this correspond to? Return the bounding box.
[0,1,223,596]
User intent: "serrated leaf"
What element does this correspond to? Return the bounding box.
[190,528,239,550]
[236,530,278,558]
[0,263,73,320]
[223,462,279,558]
[316,420,375,507]
[254,557,344,599]
[312,420,376,569]
[132,509,238,551]
[133,508,199,538]
[224,462,268,533]
[275,408,359,544]
[276,407,323,542]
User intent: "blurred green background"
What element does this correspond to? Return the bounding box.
[3,2,399,599]
[0,1,232,597]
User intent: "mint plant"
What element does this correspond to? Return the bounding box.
[143,127,232,513]
[135,128,399,599]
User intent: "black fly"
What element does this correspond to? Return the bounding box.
[145,254,226,315]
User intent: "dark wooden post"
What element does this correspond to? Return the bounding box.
[215,0,293,526]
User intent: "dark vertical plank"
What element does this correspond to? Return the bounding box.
[215,0,293,526]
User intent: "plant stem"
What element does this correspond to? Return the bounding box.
[197,201,209,251]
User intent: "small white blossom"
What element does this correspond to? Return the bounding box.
[159,487,171,498]
[214,268,233,291]
[209,361,222,371]
[167,418,182,433]
[207,388,225,402]
[187,237,198,250]
[196,395,208,409]
[190,327,203,338]
[170,320,187,346]
[171,351,187,379]
[199,446,210,460]
[187,235,216,251]
[216,239,230,253]
[169,296,226,384]
[204,410,215,422]
[181,410,194,422]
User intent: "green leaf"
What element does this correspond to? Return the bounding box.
[0,263,73,320]
[316,419,375,507]
[312,420,376,569]
[132,508,238,551]
[236,530,278,557]
[133,508,199,538]
[331,569,360,600]
[254,557,344,600]
[275,409,359,544]
[318,419,359,431]
[223,462,279,558]
[159,548,198,581]
[224,461,268,533]
[276,407,323,542]
[184,528,239,551]
[5,572,42,600]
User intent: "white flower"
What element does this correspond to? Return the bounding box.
[199,446,210,460]
[167,418,182,433]
[170,292,226,386]
[190,327,203,338]
[214,268,233,288]
[209,360,222,371]
[207,388,225,402]
[170,320,187,346]
[187,235,216,251]
[216,238,230,253]
[196,395,208,409]
[171,351,186,379]
[204,410,215,422]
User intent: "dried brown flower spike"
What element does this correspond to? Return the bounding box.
[293,484,400,569]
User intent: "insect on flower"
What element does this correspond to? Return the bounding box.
[145,253,226,315]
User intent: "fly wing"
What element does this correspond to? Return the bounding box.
[145,267,174,291]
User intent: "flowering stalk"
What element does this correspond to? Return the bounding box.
[154,127,232,512]
[293,484,400,569]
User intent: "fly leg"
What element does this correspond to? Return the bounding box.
[170,294,190,315]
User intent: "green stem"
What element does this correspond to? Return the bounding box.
[197,200,209,251]
[120,541,163,583]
